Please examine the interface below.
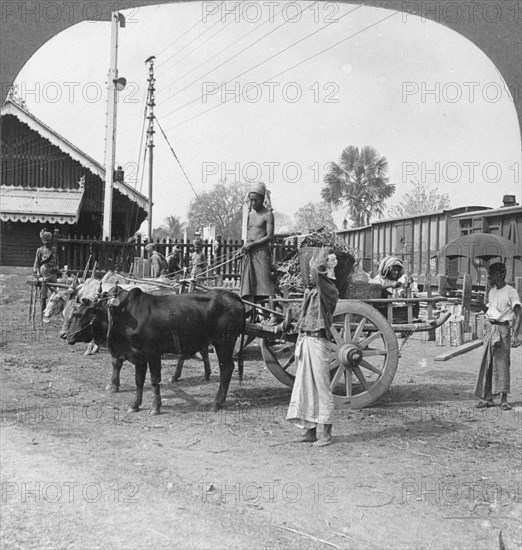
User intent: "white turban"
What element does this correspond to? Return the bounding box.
[248,181,272,210]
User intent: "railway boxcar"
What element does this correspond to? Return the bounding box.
[338,206,489,283]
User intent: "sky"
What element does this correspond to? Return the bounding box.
[13,1,522,234]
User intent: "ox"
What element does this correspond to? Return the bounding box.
[64,287,245,413]
[45,278,117,355]
[58,283,212,384]
[43,272,127,323]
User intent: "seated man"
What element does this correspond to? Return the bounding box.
[240,182,277,325]
[369,256,418,319]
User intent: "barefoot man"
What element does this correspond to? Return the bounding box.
[240,182,277,324]
[286,249,340,447]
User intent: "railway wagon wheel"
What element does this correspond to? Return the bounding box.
[261,299,399,409]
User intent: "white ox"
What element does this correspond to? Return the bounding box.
[43,272,166,355]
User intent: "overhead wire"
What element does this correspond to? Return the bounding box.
[155,115,199,198]
[155,6,227,76]
[127,85,150,230]
[154,17,204,61]
[157,1,294,105]
[159,16,238,86]
[158,2,288,100]
[158,1,322,115]
[168,8,399,130]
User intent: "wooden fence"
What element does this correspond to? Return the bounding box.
[56,235,299,280]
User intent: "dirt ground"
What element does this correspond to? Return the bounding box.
[1,273,521,550]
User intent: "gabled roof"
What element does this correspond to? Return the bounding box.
[0,184,84,224]
[1,100,148,210]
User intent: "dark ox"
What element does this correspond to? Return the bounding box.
[64,287,245,413]
[58,282,210,381]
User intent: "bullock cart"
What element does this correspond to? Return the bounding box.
[183,246,451,410]
[257,295,450,409]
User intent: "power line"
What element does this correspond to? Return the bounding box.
[159,2,356,121]
[127,84,149,229]
[155,115,199,198]
[156,9,227,76]
[155,17,204,60]
[160,16,238,82]
[158,2,288,100]
[167,9,398,131]
[157,1,292,105]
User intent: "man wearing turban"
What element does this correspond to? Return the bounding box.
[370,256,412,298]
[145,243,168,277]
[240,182,277,324]
[190,238,207,279]
[474,262,521,411]
[369,256,418,319]
[33,230,60,304]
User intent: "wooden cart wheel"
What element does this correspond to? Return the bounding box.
[261,299,399,409]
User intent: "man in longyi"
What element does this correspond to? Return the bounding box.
[286,249,340,447]
[474,262,521,411]
[240,182,277,324]
[33,230,60,304]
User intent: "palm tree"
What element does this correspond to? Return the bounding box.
[321,145,395,227]
[152,215,185,240]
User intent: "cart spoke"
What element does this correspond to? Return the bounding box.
[330,325,345,347]
[345,367,353,396]
[358,331,383,349]
[275,343,294,354]
[344,313,352,342]
[353,317,367,343]
[361,349,387,357]
[329,355,340,368]
[352,365,369,389]
[359,359,383,376]
[282,355,295,371]
[330,365,345,391]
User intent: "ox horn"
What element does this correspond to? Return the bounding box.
[95,281,103,301]
[108,282,120,307]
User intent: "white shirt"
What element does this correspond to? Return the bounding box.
[485,285,522,322]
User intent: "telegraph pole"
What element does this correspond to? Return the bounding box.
[102,11,125,240]
[145,56,156,241]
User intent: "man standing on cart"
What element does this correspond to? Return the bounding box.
[240,182,277,325]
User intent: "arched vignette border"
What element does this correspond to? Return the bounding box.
[0,0,520,135]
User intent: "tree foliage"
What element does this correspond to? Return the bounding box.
[152,215,185,241]
[321,145,395,228]
[187,180,249,240]
[273,211,295,234]
[387,179,450,218]
[294,201,337,233]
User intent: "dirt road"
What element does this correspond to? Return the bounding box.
[1,274,521,549]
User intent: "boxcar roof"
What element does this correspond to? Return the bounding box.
[451,204,522,219]
[336,205,489,234]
